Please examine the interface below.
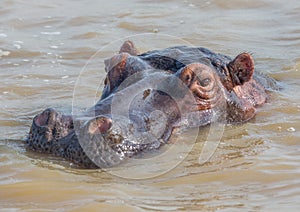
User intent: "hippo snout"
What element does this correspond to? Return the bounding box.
[27,108,74,154]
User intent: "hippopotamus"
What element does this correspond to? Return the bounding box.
[26,41,277,168]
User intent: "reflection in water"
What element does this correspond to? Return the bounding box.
[0,0,300,211]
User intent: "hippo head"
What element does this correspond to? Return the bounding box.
[26,41,273,168]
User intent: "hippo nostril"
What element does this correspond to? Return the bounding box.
[88,116,113,134]
[34,108,59,127]
[34,113,48,127]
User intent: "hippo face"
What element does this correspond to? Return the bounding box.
[26,41,276,168]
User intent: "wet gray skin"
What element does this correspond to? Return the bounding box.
[26,41,278,168]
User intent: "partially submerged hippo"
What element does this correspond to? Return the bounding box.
[26,41,277,168]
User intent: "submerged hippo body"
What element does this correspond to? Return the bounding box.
[26,41,277,168]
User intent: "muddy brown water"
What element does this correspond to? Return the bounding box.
[1,0,300,211]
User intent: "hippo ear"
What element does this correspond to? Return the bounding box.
[88,116,112,135]
[102,53,129,99]
[228,53,254,86]
[178,64,195,87]
[104,53,128,73]
[119,40,139,56]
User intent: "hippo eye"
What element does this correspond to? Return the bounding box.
[185,75,191,82]
[198,78,211,87]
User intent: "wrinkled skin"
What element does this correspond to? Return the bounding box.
[26,41,277,168]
